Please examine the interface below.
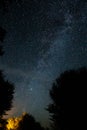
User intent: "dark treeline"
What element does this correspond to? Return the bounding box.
[0,8,45,130]
[47,67,87,130]
[17,113,45,130]
[0,20,14,130]
[0,1,87,130]
[0,23,87,129]
[0,19,87,130]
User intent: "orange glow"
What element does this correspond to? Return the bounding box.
[6,116,22,130]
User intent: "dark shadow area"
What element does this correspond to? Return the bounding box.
[0,24,14,130]
[17,113,45,130]
[47,67,87,130]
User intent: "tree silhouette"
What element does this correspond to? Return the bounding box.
[0,26,14,118]
[0,24,14,130]
[47,67,87,130]
[0,71,14,117]
[0,118,7,130]
[17,113,44,130]
[0,56,14,130]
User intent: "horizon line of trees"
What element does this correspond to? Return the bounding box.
[1,30,87,129]
[0,7,46,129]
[47,67,87,130]
[0,1,87,130]
[1,32,87,129]
[0,16,15,129]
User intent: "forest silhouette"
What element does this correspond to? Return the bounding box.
[1,33,87,129]
[0,4,46,129]
[47,67,87,130]
[0,1,87,130]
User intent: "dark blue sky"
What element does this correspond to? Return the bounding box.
[0,0,87,127]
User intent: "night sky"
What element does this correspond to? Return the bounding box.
[0,0,87,127]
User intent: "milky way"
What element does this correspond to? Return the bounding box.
[0,0,87,127]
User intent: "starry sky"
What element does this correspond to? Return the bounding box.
[0,0,87,127]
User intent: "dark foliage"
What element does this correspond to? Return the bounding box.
[0,21,14,130]
[17,113,45,130]
[0,27,14,117]
[47,67,87,130]
[0,3,16,130]
[0,118,7,130]
[0,71,14,117]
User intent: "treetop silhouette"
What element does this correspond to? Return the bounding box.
[17,113,45,130]
[0,24,14,120]
[0,70,14,117]
[47,67,87,130]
